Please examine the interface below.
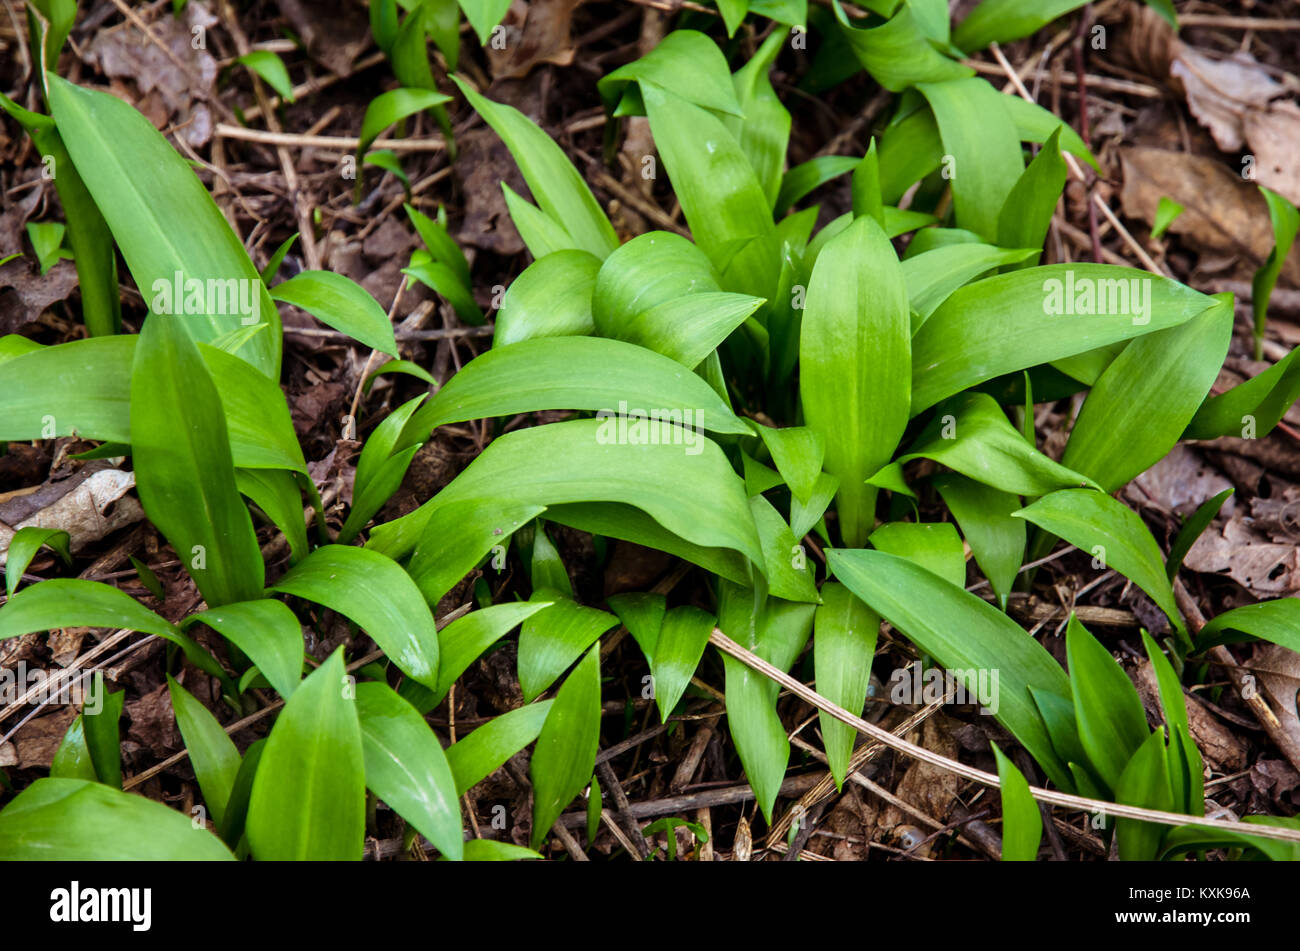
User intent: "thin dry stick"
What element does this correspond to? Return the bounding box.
[214,125,447,154]
[708,629,1300,846]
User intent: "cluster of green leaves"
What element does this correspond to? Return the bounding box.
[4,1,1300,862]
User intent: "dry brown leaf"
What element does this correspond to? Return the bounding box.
[1250,643,1300,772]
[487,0,584,81]
[0,257,80,334]
[13,705,76,769]
[0,467,143,567]
[1129,444,1236,517]
[879,716,961,834]
[1133,658,1246,772]
[1170,45,1300,206]
[1183,510,1300,598]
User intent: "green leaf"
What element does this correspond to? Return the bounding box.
[869,521,966,588]
[4,526,71,598]
[755,425,824,503]
[46,74,280,376]
[26,221,67,274]
[0,578,228,686]
[236,50,294,101]
[202,342,308,473]
[356,87,451,169]
[650,606,716,722]
[953,0,1088,52]
[269,545,440,691]
[899,392,1097,496]
[1167,488,1232,582]
[776,156,858,217]
[719,585,816,821]
[1065,614,1149,791]
[1151,196,1184,240]
[183,599,305,699]
[1198,598,1300,654]
[258,232,298,285]
[364,358,435,392]
[271,270,398,356]
[403,336,752,441]
[911,264,1214,414]
[403,254,484,325]
[246,648,365,859]
[501,183,575,259]
[997,128,1066,268]
[217,738,264,847]
[404,203,471,288]
[597,30,742,117]
[50,717,98,781]
[435,601,553,704]
[131,317,263,607]
[355,681,462,860]
[725,30,790,209]
[530,643,601,848]
[461,838,544,861]
[82,686,124,789]
[236,468,309,565]
[454,78,617,259]
[992,743,1041,860]
[1253,187,1300,359]
[0,778,236,859]
[405,499,545,606]
[494,250,599,346]
[827,548,1074,789]
[1115,728,1174,860]
[814,582,879,789]
[447,701,553,795]
[800,215,909,546]
[1185,340,1300,440]
[919,78,1024,241]
[902,243,1039,325]
[518,593,618,702]
[459,0,512,45]
[932,474,1024,605]
[1061,294,1234,492]
[608,592,666,662]
[1014,489,1182,631]
[833,3,973,92]
[340,394,427,543]
[364,150,410,192]
[369,419,764,572]
[167,675,240,827]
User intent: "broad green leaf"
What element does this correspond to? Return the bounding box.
[726,30,790,209]
[0,578,227,686]
[403,254,484,325]
[501,183,576,258]
[1151,196,1184,240]
[997,128,1066,269]
[236,468,309,565]
[340,394,427,543]
[404,203,471,288]
[202,342,308,473]
[494,250,599,346]
[369,419,764,571]
[828,548,1074,789]
[355,681,462,860]
[1062,295,1233,492]
[0,336,134,442]
[46,74,280,376]
[236,50,294,101]
[447,700,553,795]
[405,499,545,606]
[365,149,410,192]
[183,599,305,699]
[1065,614,1149,792]
[1115,728,1174,861]
[1014,489,1182,631]
[790,471,839,540]
[593,231,719,325]
[219,738,265,847]
[814,582,879,789]
[953,0,1088,52]
[530,644,601,848]
[167,675,240,827]
[1198,598,1300,654]
[878,106,943,204]
[604,291,764,370]
[755,424,824,502]
[719,585,816,821]
[461,839,544,860]
[82,686,124,789]
[850,139,884,227]
[271,270,397,356]
[1253,186,1300,359]
[992,743,1041,860]
[800,215,909,546]
[356,87,452,170]
[435,601,553,703]
[598,30,742,117]
[933,473,1024,605]
[1168,488,1233,582]
[50,717,98,781]
[1162,817,1300,862]
[364,358,435,392]
[455,78,617,259]
[529,523,571,596]
[1185,340,1300,440]
[518,592,618,702]
[26,220,67,274]
[912,264,1215,413]
[650,606,716,722]
[833,3,973,92]
[0,778,235,859]
[919,78,1024,241]
[869,521,966,588]
[459,0,512,44]
[717,0,749,36]
[1142,629,1202,816]
[776,155,858,217]
[269,545,440,690]
[899,392,1097,496]
[402,336,752,441]
[246,649,365,860]
[998,94,1099,171]
[131,317,263,607]
[607,592,667,662]
[4,526,71,598]
[902,243,1038,325]
[390,7,439,92]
